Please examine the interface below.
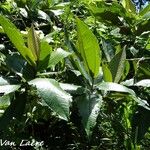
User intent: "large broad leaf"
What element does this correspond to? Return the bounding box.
[29,78,72,121]
[108,47,126,83]
[76,93,102,137]
[76,18,101,78]
[97,82,150,110]
[48,48,71,68]
[27,25,40,61]
[0,15,36,66]
[65,37,92,84]
[0,92,27,130]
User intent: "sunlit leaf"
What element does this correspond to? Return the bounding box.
[76,18,101,78]
[102,62,112,82]
[121,0,136,14]
[0,15,36,66]
[29,78,72,121]
[27,25,40,61]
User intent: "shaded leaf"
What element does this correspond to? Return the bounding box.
[0,92,27,130]
[6,53,36,80]
[108,47,126,83]
[76,93,102,137]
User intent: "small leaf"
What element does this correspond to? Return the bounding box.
[121,0,136,14]
[102,62,112,82]
[38,41,52,70]
[76,18,101,78]
[108,47,126,83]
[27,25,40,61]
[29,78,72,121]
[48,48,71,68]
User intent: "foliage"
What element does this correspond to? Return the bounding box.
[0,0,150,149]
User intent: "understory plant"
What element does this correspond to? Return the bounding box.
[0,0,150,149]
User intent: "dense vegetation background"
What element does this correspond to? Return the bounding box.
[0,0,150,149]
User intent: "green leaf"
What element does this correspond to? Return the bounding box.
[76,18,100,78]
[0,92,27,130]
[146,38,150,50]
[132,107,150,143]
[90,1,137,26]
[48,48,71,68]
[108,47,126,83]
[38,41,52,70]
[6,53,36,80]
[97,82,135,95]
[102,62,112,82]
[139,3,150,17]
[0,77,9,85]
[0,95,10,110]
[76,93,102,137]
[0,15,36,66]
[27,25,40,61]
[97,82,150,110]
[121,0,136,14]
[135,19,150,36]
[29,78,72,121]
[102,39,114,62]
[65,39,92,84]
